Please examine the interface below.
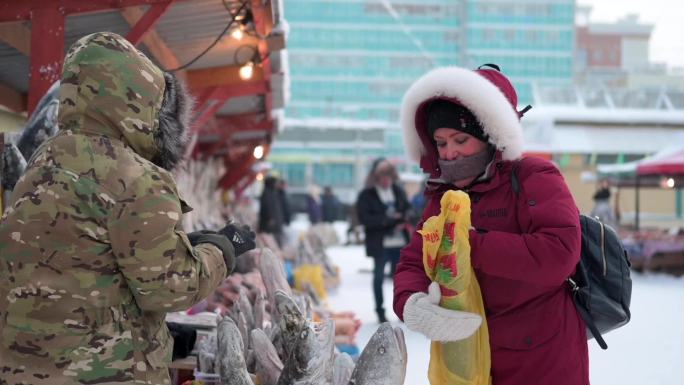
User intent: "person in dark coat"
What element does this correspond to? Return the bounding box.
[357,158,410,323]
[345,203,362,245]
[276,178,292,226]
[321,185,341,222]
[306,184,323,224]
[590,179,617,229]
[394,65,588,385]
[259,175,285,245]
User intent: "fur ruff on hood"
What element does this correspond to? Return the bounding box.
[400,66,524,174]
[152,72,194,171]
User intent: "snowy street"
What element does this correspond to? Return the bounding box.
[326,242,684,385]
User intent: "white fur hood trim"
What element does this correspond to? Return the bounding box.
[400,67,523,162]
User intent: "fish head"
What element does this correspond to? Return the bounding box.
[1,143,27,190]
[282,319,334,383]
[350,322,407,384]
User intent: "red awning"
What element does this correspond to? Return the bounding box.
[637,148,684,176]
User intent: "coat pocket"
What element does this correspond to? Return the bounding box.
[131,315,173,370]
[144,321,172,368]
[489,309,561,351]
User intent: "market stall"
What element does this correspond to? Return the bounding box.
[598,146,684,275]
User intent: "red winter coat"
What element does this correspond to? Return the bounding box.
[396,66,589,385]
[394,155,589,385]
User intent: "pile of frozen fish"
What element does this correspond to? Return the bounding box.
[174,156,228,232]
[193,248,407,385]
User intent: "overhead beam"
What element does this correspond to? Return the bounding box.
[233,142,272,197]
[28,4,64,114]
[124,2,173,46]
[191,81,268,132]
[219,151,257,190]
[251,0,274,36]
[192,113,272,158]
[202,113,271,136]
[215,112,269,125]
[216,1,275,193]
[0,0,183,22]
[191,87,227,134]
[197,140,228,159]
[120,5,182,74]
[0,22,30,55]
[186,65,265,91]
[251,0,273,114]
[0,82,26,112]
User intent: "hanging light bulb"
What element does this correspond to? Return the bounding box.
[666,178,675,188]
[239,61,254,80]
[231,29,243,40]
[253,145,264,159]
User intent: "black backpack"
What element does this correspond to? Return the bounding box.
[511,162,632,349]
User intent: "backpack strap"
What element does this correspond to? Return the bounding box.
[511,159,610,348]
[573,297,609,350]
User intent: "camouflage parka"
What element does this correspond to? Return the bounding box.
[0,33,228,385]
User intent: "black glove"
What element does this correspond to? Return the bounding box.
[186,230,216,246]
[218,222,257,257]
[186,231,236,273]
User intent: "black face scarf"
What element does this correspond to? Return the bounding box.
[437,146,495,185]
[151,72,193,171]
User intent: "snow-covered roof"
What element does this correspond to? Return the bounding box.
[284,117,397,130]
[525,107,684,126]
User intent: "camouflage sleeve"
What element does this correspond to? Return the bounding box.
[108,182,227,312]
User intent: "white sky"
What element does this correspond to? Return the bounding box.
[579,0,684,69]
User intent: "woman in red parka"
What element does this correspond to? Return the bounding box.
[393,65,589,385]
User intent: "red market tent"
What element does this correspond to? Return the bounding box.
[598,145,684,230]
[637,148,684,176]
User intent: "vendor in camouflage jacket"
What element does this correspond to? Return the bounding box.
[0,32,238,384]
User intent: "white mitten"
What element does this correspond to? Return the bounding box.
[403,282,482,342]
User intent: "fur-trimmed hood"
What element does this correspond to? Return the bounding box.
[59,32,192,171]
[400,66,524,177]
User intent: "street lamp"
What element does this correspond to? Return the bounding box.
[253,145,264,159]
[239,61,254,80]
[231,29,244,40]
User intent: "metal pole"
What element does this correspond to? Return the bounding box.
[635,175,640,231]
[0,132,4,214]
[615,186,621,225]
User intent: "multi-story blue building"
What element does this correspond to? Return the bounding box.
[271,0,575,202]
[465,0,575,104]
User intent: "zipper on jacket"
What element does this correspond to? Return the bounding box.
[600,221,607,276]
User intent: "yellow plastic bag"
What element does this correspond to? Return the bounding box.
[293,264,327,300]
[418,190,491,385]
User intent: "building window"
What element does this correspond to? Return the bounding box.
[273,163,307,187]
[593,50,603,62]
[313,163,355,187]
[609,50,618,63]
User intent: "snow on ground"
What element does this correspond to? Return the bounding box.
[326,244,430,385]
[325,240,684,385]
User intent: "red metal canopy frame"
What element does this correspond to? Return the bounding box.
[0,0,180,114]
[0,0,281,193]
